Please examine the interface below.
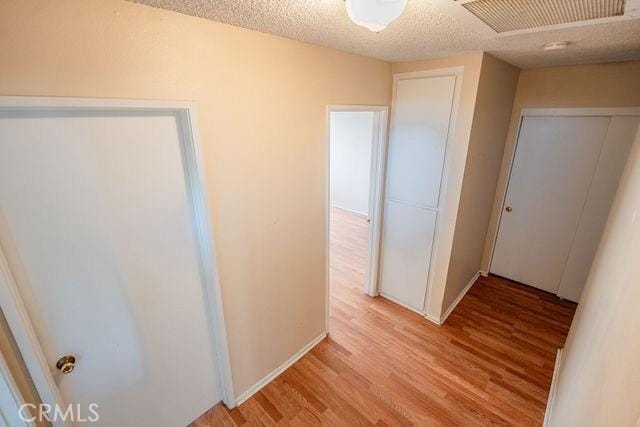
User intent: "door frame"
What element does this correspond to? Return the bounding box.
[487,106,640,280]
[325,105,389,330]
[0,350,33,426]
[0,96,236,425]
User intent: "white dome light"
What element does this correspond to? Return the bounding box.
[345,0,408,32]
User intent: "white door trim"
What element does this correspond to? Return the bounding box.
[0,96,236,426]
[487,106,640,283]
[521,107,640,117]
[0,350,33,426]
[325,105,389,331]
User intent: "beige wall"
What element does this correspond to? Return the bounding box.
[392,53,484,319]
[0,0,391,398]
[481,61,640,271]
[443,53,519,312]
[548,127,640,427]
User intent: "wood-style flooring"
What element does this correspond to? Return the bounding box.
[193,207,577,426]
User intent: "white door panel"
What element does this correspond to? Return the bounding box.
[380,202,436,311]
[491,116,611,293]
[385,76,456,208]
[0,111,220,426]
[558,116,640,301]
[380,74,457,311]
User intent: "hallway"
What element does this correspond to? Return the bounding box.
[196,208,577,425]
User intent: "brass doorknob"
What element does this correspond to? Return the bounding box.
[56,355,76,374]
[505,206,513,213]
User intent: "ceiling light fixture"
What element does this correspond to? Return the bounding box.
[345,0,408,32]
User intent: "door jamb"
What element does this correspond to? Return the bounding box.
[0,350,33,426]
[325,105,389,332]
[486,106,640,275]
[0,96,236,426]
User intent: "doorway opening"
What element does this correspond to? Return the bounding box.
[326,106,388,332]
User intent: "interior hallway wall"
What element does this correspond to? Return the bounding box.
[548,127,640,426]
[481,60,640,272]
[0,0,391,399]
[330,111,374,216]
[443,53,520,313]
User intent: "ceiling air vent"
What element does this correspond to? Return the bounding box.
[431,0,639,35]
[462,0,626,33]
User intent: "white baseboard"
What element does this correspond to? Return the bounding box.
[479,270,489,277]
[440,271,480,325]
[233,331,327,406]
[424,312,442,325]
[378,292,425,315]
[378,292,443,325]
[544,348,563,427]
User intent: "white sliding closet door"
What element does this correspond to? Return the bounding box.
[492,115,640,300]
[557,116,640,300]
[492,116,610,293]
[379,75,456,311]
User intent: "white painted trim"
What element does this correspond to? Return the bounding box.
[479,270,489,277]
[487,107,640,280]
[393,66,465,81]
[233,332,327,406]
[325,104,390,331]
[0,96,236,418]
[329,204,369,219]
[424,313,442,326]
[440,271,480,325]
[487,113,526,277]
[366,108,390,298]
[544,348,563,427]
[522,107,640,117]
[0,351,34,427]
[177,105,237,408]
[388,67,465,320]
[378,292,425,316]
[0,229,66,426]
[386,196,439,212]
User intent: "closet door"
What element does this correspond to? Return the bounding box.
[557,116,640,301]
[491,116,611,293]
[379,75,456,311]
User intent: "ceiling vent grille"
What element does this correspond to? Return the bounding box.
[461,0,626,33]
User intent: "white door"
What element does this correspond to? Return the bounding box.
[491,115,639,298]
[0,109,221,426]
[557,116,640,300]
[379,75,456,311]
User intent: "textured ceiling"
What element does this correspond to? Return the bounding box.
[129,0,640,68]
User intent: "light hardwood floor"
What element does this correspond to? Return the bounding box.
[193,207,576,426]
